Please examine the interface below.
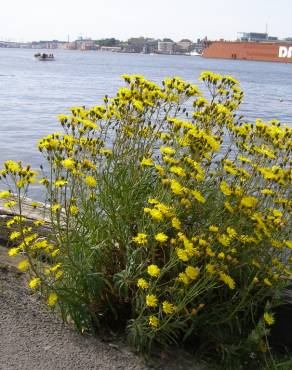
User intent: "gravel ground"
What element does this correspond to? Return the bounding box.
[0,248,203,370]
[0,266,148,370]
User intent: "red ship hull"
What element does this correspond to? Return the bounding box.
[202,41,292,63]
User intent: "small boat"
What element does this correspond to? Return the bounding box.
[34,53,55,61]
[188,50,202,56]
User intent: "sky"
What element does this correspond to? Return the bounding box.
[1,0,291,42]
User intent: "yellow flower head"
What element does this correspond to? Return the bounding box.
[149,315,159,328]
[85,176,97,187]
[48,292,58,307]
[191,189,206,203]
[176,248,189,262]
[17,259,29,272]
[0,190,10,199]
[240,196,258,208]
[162,300,175,314]
[146,294,158,307]
[263,312,275,326]
[69,205,79,215]
[160,146,176,155]
[137,278,149,289]
[62,158,75,169]
[51,204,61,213]
[155,233,168,243]
[220,181,232,196]
[140,157,153,166]
[219,272,235,289]
[172,217,181,230]
[148,208,163,221]
[147,264,160,277]
[29,277,41,289]
[8,247,21,257]
[9,231,21,240]
[132,233,148,245]
[178,272,189,285]
[185,266,200,280]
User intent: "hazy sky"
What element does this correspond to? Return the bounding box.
[1,0,291,42]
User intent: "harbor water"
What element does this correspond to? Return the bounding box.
[0,48,291,198]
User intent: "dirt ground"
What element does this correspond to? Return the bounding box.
[0,247,202,370]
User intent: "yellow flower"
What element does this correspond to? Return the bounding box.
[132,233,148,245]
[218,252,225,259]
[51,204,61,213]
[160,146,176,155]
[170,166,186,177]
[176,248,189,262]
[149,208,163,221]
[69,205,79,215]
[137,278,149,289]
[0,190,10,199]
[224,201,234,214]
[261,188,274,196]
[185,266,200,280]
[148,198,159,204]
[155,203,174,217]
[29,277,41,289]
[100,148,113,156]
[8,247,20,256]
[170,179,185,196]
[146,294,158,307]
[178,272,189,284]
[172,217,181,230]
[4,160,21,172]
[149,315,159,328]
[240,196,258,208]
[191,190,206,203]
[264,278,272,287]
[140,157,153,166]
[263,312,275,326]
[226,227,237,238]
[155,233,168,243]
[147,264,160,277]
[144,207,163,221]
[48,292,58,307]
[54,179,68,187]
[9,231,21,240]
[62,158,75,169]
[209,225,218,232]
[162,300,175,314]
[4,200,17,208]
[155,165,165,175]
[219,272,235,289]
[206,264,216,274]
[218,234,231,247]
[85,176,97,187]
[181,198,191,207]
[17,259,29,272]
[220,181,232,196]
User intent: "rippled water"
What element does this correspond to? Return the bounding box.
[0,48,291,198]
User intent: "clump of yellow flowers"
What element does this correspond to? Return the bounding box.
[1,72,291,362]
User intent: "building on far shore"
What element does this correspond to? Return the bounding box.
[175,39,193,53]
[100,46,122,52]
[157,41,175,54]
[238,32,278,41]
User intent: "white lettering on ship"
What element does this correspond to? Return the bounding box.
[279,46,292,58]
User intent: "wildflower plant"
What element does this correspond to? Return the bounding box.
[1,72,291,362]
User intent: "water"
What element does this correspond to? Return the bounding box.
[0,48,291,198]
